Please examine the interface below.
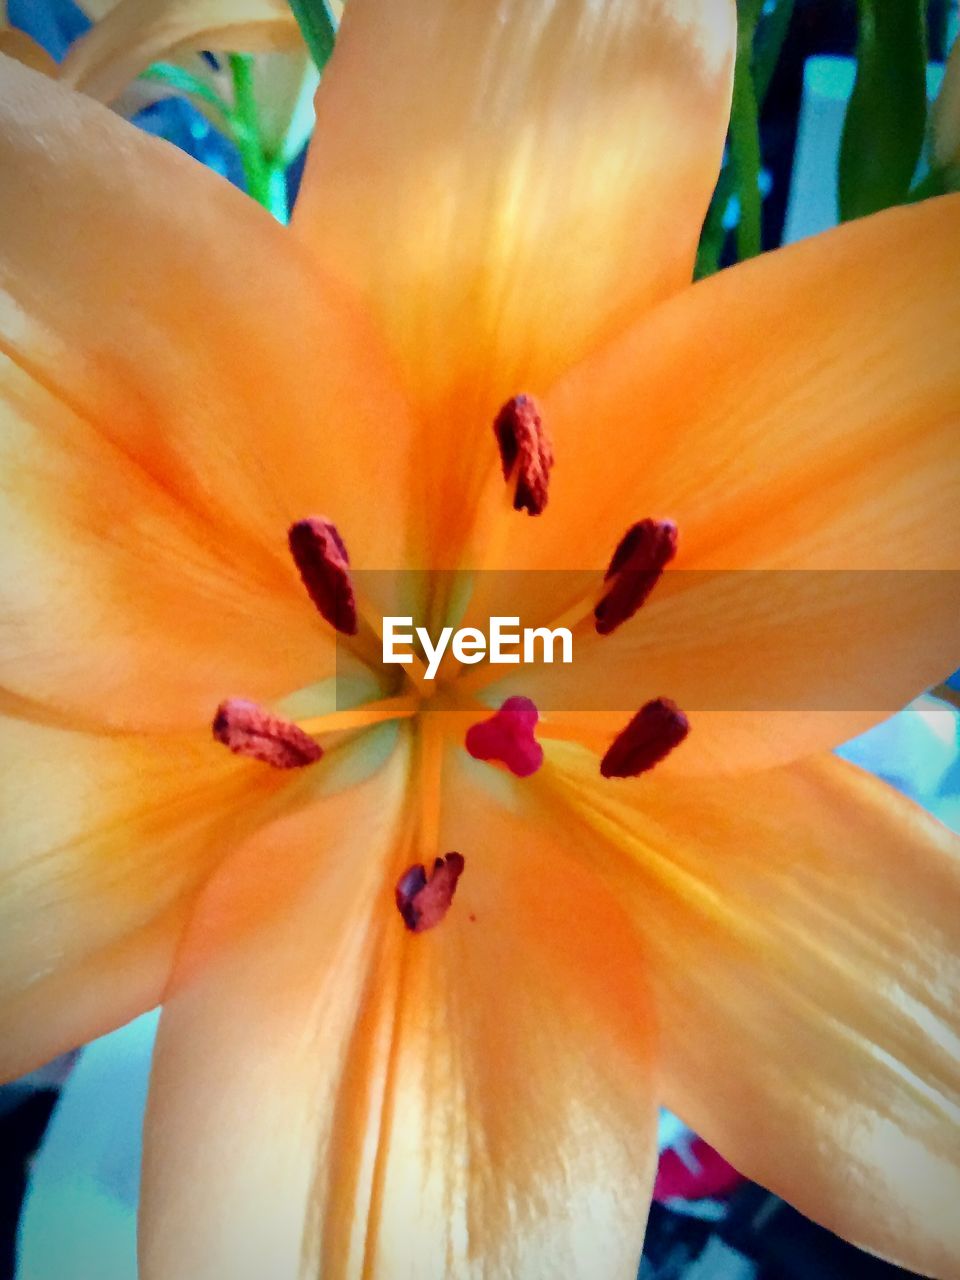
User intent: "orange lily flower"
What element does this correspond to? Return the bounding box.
[1,0,959,1275]
[60,0,304,104]
[64,0,322,152]
[1,0,322,169]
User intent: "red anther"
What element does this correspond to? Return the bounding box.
[465,695,544,778]
[212,698,323,768]
[492,395,553,516]
[395,852,465,933]
[594,519,677,636]
[288,517,358,636]
[600,697,689,778]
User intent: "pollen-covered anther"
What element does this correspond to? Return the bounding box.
[465,695,544,778]
[212,698,323,769]
[288,516,358,636]
[595,518,678,636]
[600,697,689,778]
[493,394,554,515]
[395,852,465,933]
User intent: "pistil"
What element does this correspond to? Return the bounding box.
[212,698,323,768]
[465,696,544,777]
[600,697,689,777]
[492,395,553,515]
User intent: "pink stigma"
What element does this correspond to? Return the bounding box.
[465,696,544,778]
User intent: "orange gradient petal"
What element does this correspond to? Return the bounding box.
[0,712,301,1082]
[0,58,418,728]
[469,197,960,770]
[503,566,960,774]
[0,23,56,75]
[546,743,960,1279]
[294,0,734,560]
[139,735,658,1279]
[520,196,960,577]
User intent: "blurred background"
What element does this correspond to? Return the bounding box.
[1,0,959,1276]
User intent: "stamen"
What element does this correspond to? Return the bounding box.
[493,395,553,515]
[395,852,465,933]
[288,517,358,636]
[465,695,544,778]
[595,519,677,636]
[600,697,689,778]
[212,698,323,768]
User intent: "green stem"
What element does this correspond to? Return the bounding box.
[753,0,796,105]
[905,164,959,203]
[695,165,734,279]
[287,0,337,73]
[697,0,795,278]
[141,61,231,122]
[906,169,945,202]
[228,53,288,221]
[729,13,763,261]
[264,161,291,222]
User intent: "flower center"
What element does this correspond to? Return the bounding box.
[205,412,694,933]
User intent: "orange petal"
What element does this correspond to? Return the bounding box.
[538,710,901,777]
[0,58,417,728]
[139,735,658,1278]
[508,195,960,577]
[60,0,302,104]
[294,0,735,555]
[79,0,122,17]
[547,742,960,1278]
[470,197,960,770]
[0,24,57,75]
[0,713,298,1082]
[507,566,960,774]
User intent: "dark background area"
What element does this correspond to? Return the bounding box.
[730,0,954,257]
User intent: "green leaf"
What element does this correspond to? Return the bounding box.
[753,0,795,106]
[730,29,763,262]
[228,53,290,222]
[697,0,795,278]
[838,0,928,221]
[141,61,231,121]
[907,162,960,202]
[287,0,337,73]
